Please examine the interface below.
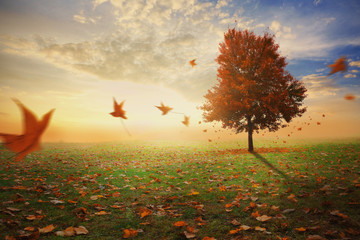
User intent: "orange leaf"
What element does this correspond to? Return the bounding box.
[56,227,76,237]
[110,98,127,119]
[295,227,307,232]
[327,56,347,75]
[0,99,55,161]
[174,221,187,227]
[251,211,260,218]
[123,229,138,238]
[39,224,56,234]
[189,59,197,67]
[155,102,173,115]
[182,115,190,126]
[94,210,110,215]
[256,215,272,222]
[202,237,216,240]
[344,94,355,101]
[138,207,153,218]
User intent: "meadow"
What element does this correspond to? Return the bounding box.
[0,139,359,240]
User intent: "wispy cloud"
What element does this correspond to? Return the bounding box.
[301,74,341,97]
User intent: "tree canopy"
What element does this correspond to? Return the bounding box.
[201,28,307,151]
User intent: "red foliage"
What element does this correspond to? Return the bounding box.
[201,28,307,151]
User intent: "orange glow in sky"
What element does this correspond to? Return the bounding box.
[0,1,359,143]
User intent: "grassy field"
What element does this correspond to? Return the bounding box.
[0,139,359,240]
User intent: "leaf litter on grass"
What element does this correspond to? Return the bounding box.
[0,140,359,239]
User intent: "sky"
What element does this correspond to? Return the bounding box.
[0,0,359,143]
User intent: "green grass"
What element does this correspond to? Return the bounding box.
[1,139,360,239]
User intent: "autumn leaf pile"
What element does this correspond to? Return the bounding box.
[1,140,359,239]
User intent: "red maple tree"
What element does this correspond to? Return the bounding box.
[201,28,307,152]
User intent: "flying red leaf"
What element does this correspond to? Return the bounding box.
[0,99,55,161]
[189,59,197,67]
[327,56,347,75]
[182,116,190,126]
[110,98,127,119]
[344,94,355,101]
[155,102,173,115]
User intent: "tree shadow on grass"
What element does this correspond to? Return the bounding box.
[251,152,289,180]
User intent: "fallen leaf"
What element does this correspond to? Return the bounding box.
[174,221,187,227]
[123,229,138,238]
[306,235,326,240]
[184,231,196,239]
[56,227,76,237]
[255,226,266,231]
[295,227,307,232]
[256,215,272,222]
[138,207,153,218]
[74,226,89,235]
[39,224,56,234]
[189,59,197,67]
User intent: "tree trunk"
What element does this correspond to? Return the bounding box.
[247,116,254,152]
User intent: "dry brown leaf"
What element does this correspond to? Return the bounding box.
[256,215,272,222]
[74,226,89,235]
[39,224,56,234]
[184,231,196,239]
[56,227,76,237]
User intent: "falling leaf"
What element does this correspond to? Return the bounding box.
[328,56,347,75]
[189,59,197,67]
[256,215,272,222]
[182,116,190,126]
[295,227,307,232]
[174,221,188,227]
[123,229,138,238]
[0,99,55,161]
[110,98,127,119]
[155,102,173,115]
[344,94,355,101]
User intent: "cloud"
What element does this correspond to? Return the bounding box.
[301,74,340,97]
[349,60,360,68]
[269,21,296,40]
[313,0,321,6]
[73,10,101,24]
[344,74,356,78]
